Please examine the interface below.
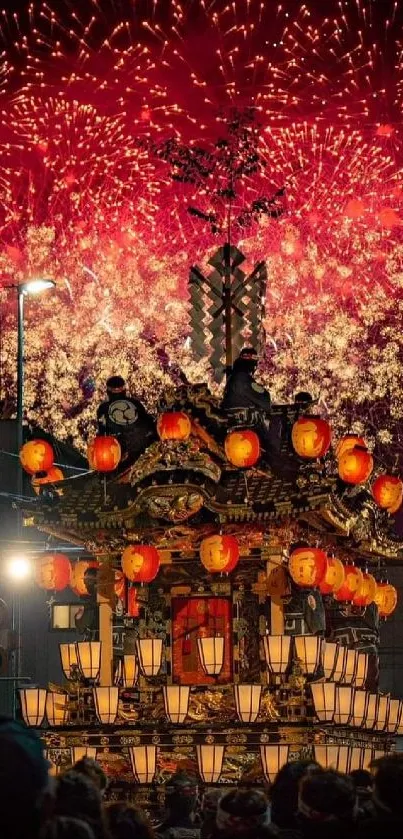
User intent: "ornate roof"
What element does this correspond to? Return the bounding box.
[24,384,403,561]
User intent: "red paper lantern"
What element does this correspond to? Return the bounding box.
[288,547,327,588]
[200,534,240,574]
[87,435,121,472]
[319,556,345,595]
[20,439,54,475]
[334,564,363,602]
[372,475,403,513]
[352,571,377,607]
[35,553,71,591]
[71,560,99,596]
[157,412,191,441]
[336,435,367,460]
[32,466,64,495]
[224,429,260,468]
[291,416,331,459]
[374,582,398,618]
[121,545,160,583]
[338,445,373,485]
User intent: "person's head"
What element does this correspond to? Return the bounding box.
[216,788,270,833]
[234,347,259,376]
[0,717,51,839]
[40,817,96,839]
[371,754,403,814]
[298,770,357,823]
[73,757,108,793]
[54,771,108,838]
[106,804,155,839]
[348,769,373,790]
[269,759,319,829]
[106,376,126,398]
[165,772,198,821]
[202,788,223,821]
[294,391,313,406]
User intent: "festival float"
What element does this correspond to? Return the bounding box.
[19,244,403,804]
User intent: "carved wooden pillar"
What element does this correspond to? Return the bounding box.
[97,561,115,686]
[266,550,285,635]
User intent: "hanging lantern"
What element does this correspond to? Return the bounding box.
[323,642,340,681]
[87,435,121,472]
[19,688,47,727]
[311,682,336,722]
[118,655,138,688]
[121,545,160,583]
[32,466,64,495]
[319,556,345,595]
[263,635,291,675]
[334,565,363,602]
[353,572,377,607]
[386,698,403,734]
[72,747,97,764]
[354,652,369,689]
[333,645,347,683]
[60,643,79,680]
[46,692,69,727]
[163,685,190,723]
[93,687,119,724]
[70,560,99,596]
[372,475,403,512]
[129,745,157,784]
[340,649,358,685]
[374,582,398,618]
[348,748,364,772]
[350,690,368,728]
[224,429,260,468]
[197,636,224,676]
[260,745,290,783]
[373,695,390,732]
[199,534,239,574]
[76,641,101,681]
[157,411,191,441]
[197,744,224,783]
[336,435,367,460]
[35,553,71,592]
[135,638,163,676]
[313,745,349,773]
[20,439,54,475]
[234,685,262,723]
[338,445,373,485]
[291,416,331,459]
[333,686,354,725]
[364,694,378,730]
[294,635,323,675]
[288,547,327,588]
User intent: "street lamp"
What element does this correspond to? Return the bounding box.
[5,555,32,582]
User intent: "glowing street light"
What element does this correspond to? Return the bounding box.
[5,555,32,582]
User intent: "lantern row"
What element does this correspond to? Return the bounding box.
[46,742,388,785]
[20,420,403,513]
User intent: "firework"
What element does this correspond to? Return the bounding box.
[0,0,402,466]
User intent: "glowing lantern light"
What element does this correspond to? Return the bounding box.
[319,556,345,595]
[224,429,260,468]
[291,416,331,459]
[334,565,363,603]
[46,692,69,727]
[20,439,54,475]
[70,560,99,596]
[374,582,398,618]
[129,746,157,784]
[32,466,64,495]
[338,445,373,485]
[352,572,377,607]
[35,553,71,591]
[197,744,224,783]
[87,435,121,472]
[199,534,239,574]
[288,547,327,588]
[19,688,47,727]
[157,411,191,441]
[372,475,403,513]
[163,685,190,723]
[121,545,160,583]
[344,199,365,219]
[260,745,290,783]
[234,684,262,723]
[336,435,367,460]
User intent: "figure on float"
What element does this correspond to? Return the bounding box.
[97,375,156,458]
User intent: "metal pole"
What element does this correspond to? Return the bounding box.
[16,289,24,470]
